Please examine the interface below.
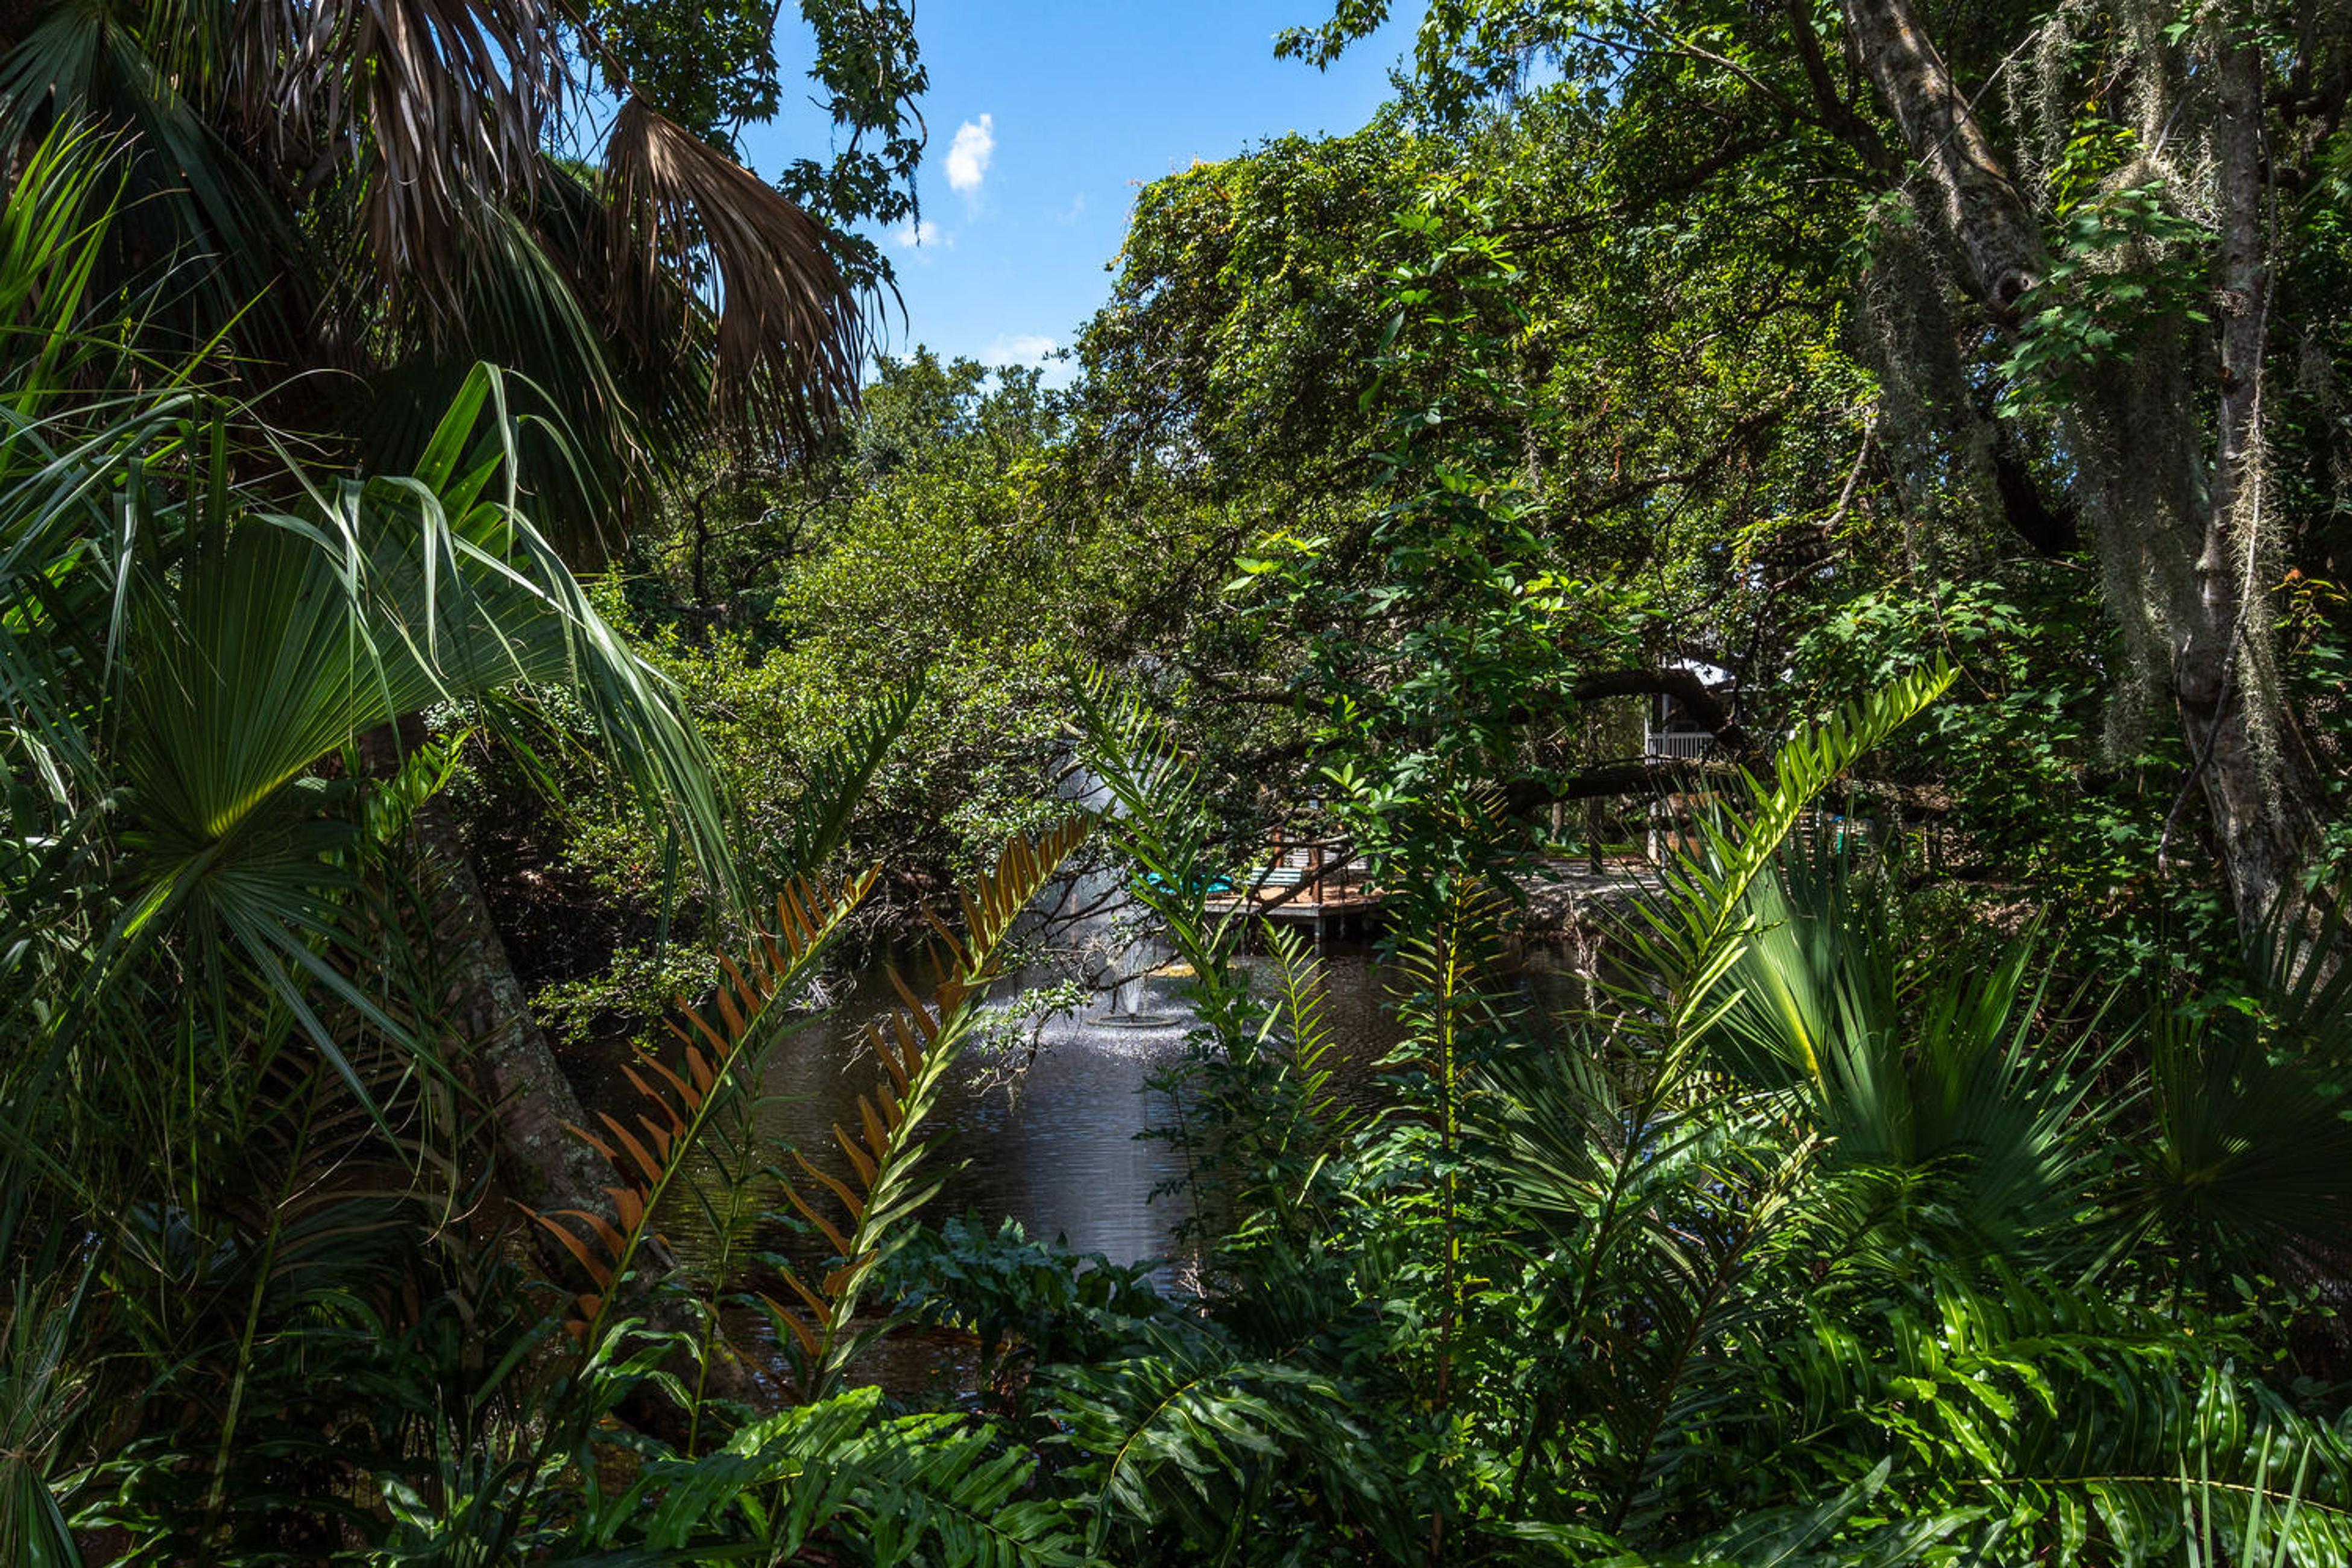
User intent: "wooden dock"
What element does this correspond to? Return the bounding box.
[1203,837,1384,943]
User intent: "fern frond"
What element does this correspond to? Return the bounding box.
[1754,1267,2352,1563]
[838,1413,1085,1567]
[1046,1319,1387,1560]
[770,682,920,883]
[765,817,1091,1401]
[1652,1458,1978,1566]
[618,1385,1082,1564]
[531,871,873,1351]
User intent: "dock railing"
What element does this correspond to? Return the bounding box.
[1213,835,1378,916]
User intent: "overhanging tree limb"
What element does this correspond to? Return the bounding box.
[1837,0,2045,313]
[1571,668,1757,761]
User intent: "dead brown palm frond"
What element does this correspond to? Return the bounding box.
[604,96,867,450]
[530,874,872,1350]
[763,816,1091,1401]
[259,0,564,306]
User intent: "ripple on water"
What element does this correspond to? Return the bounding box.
[586,951,1406,1278]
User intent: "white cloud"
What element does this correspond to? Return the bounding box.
[945,114,995,197]
[890,218,946,250]
[1054,193,1088,225]
[987,333,1058,368]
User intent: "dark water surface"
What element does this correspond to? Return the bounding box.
[589,941,1597,1279]
[749,951,1407,1270]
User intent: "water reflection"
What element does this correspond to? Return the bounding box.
[591,940,1598,1275]
[747,950,1402,1269]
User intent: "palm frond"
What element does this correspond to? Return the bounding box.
[0,1272,88,1568]
[25,365,743,1100]
[605,98,868,452]
[268,0,563,306]
[2115,1004,2352,1291]
[1704,842,2111,1251]
[352,188,648,550]
[0,119,122,402]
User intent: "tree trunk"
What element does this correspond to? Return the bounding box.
[2169,28,2319,930]
[1837,0,2319,931]
[414,801,620,1218]
[1836,0,2043,313]
[414,800,764,1428]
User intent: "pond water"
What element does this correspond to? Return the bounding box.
[573,927,1601,1291]
[651,936,1604,1280]
[746,948,1407,1271]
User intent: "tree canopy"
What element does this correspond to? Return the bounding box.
[5,1,2352,1561]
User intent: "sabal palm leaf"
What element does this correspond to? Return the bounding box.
[0,364,744,1234]
[2116,1004,2352,1291]
[0,1272,88,1568]
[267,0,563,300]
[83,366,738,1045]
[1703,845,2108,1250]
[2,0,882,514]
[2242,879,2352,1059]
[2094,883,2352,1291]
[0,120,125,404]
[348,171,668,541]
[604,97,868,452]
[0,13,306,362]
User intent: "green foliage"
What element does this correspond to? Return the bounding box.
[0,0,914,538]
[1047,1318,1401,1563]
[771,0,930,292]
[0,1274,86,1567]
[522,358,1089,963]
[1791,566,2234,979]
[2112,884,2352,1295]
[0,149,1100,1566]
[1039,659,2352,1565]
[2000,182,2215,416]
[880,1217,1171,1400]
[1704,841,2108,1248]
[11,0,2352,1558]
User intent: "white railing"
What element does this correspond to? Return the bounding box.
[1645,730,1714,760]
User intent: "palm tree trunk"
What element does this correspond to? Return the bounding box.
[414,802,616,1217]
[414,801,763,1425]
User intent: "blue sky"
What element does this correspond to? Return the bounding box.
[739,4,1417,380]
